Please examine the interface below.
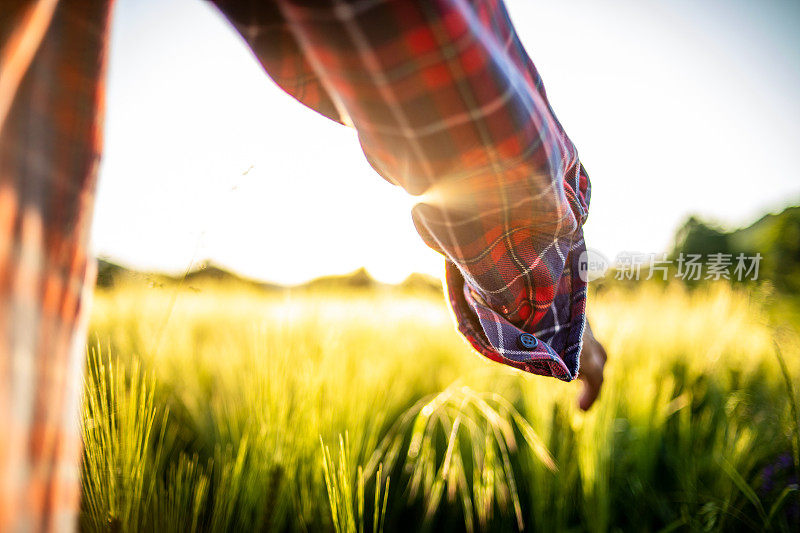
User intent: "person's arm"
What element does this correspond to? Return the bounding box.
[0,1,112,529]
[214,0,595,385]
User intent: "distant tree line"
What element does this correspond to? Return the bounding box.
[670,206,800,292]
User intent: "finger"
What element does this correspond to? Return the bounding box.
[577,354,604,411]
[578,379,600,411]
[597,342,608,364]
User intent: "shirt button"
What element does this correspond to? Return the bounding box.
[518,333,538,349]
[518,302,531,321]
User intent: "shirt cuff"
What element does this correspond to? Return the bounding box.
[444,231,588,382]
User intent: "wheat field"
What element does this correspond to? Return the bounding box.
[80,282,800,532]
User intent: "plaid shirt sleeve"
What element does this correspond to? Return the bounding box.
[1,0,111,530]
[215,0,592,381]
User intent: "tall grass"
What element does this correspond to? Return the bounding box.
[81,283,800,531]
[81,347,166,531]
[320,433,389,533]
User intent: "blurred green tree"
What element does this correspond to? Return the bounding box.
[671,206,800,292]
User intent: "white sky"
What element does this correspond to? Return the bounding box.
[91,0,800,284]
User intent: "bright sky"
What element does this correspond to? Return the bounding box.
[91,0,800,285]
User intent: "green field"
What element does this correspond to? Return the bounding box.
[81,282,800,532]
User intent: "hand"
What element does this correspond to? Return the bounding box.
[577,321,607,411]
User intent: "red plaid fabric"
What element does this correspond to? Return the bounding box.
[0,1,112,530]
[216,0,592,379]
[0,0,589,528]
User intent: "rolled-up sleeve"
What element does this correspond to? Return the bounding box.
[215,0,591,381]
